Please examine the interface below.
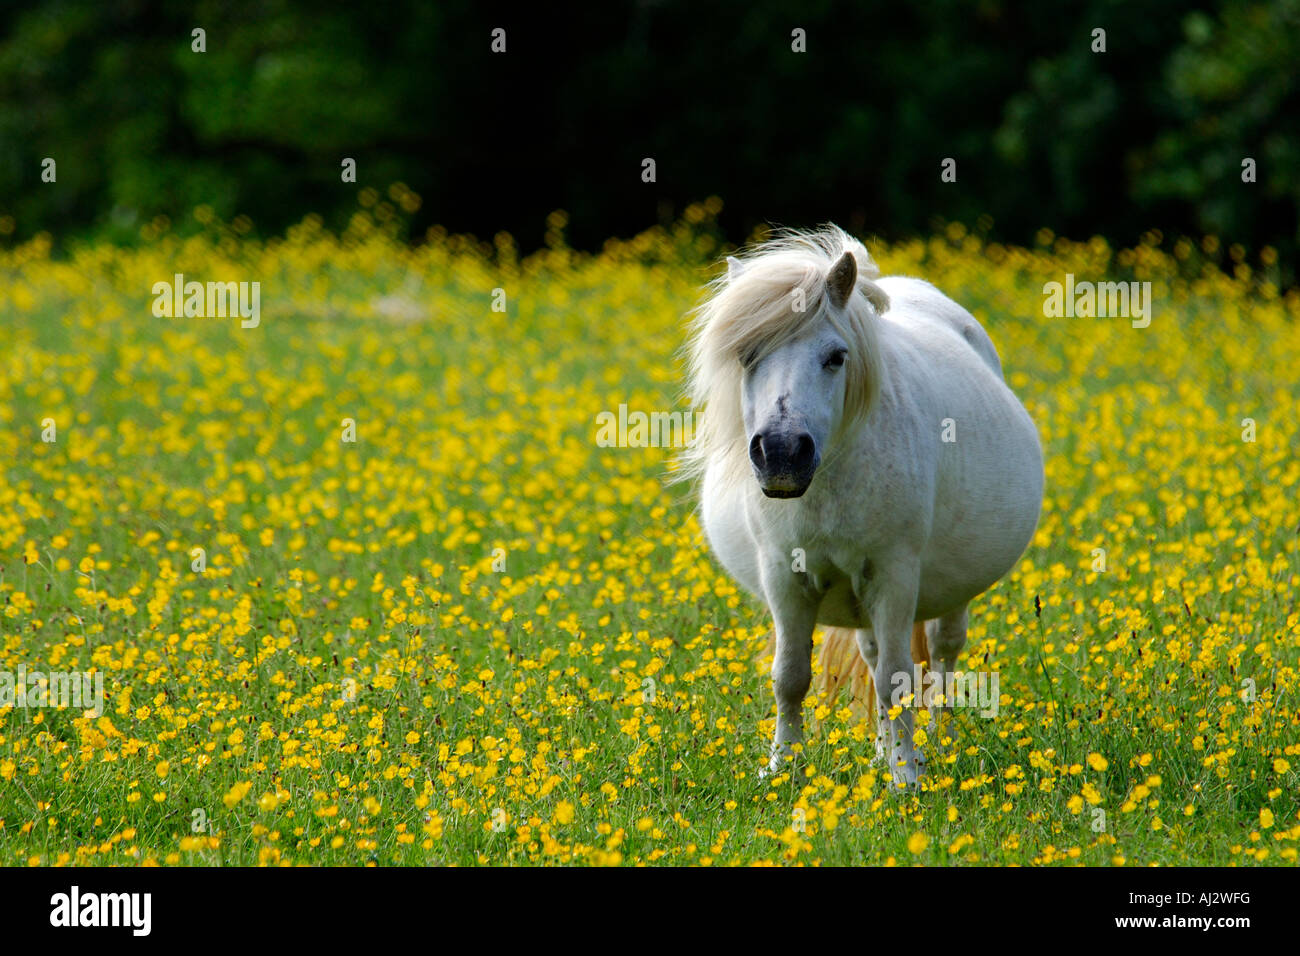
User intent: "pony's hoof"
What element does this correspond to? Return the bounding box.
[889,750,927,789]
[762,745,798,779]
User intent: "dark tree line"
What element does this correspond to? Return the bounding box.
[1,0,1296,270]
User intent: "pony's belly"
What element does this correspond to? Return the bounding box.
[915,504,1041,617]
[914,575,990,621]
[817,578,962,628]
[815,579,869,629]
[920,448,1044,614]
[813,566,1011,628]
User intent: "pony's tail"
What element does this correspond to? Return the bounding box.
[812,622,931,728]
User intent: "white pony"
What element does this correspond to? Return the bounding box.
[682,225,1043,786]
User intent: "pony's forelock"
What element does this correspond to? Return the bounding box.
[677,225,889,484]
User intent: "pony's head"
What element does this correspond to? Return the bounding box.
[680,225,890,497]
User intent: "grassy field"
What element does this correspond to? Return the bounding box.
[1,195,1298,866]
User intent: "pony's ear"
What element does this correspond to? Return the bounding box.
[825,251,857,309]
[861,279,890,315]
[726,256,745,281]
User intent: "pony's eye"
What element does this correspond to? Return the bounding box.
[823,349,847,370]
[740,348,759,370]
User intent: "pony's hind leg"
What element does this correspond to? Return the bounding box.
[925,605,968,690]
[924,605,969,749]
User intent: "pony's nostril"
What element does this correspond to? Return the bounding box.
[749,433,766,469]
[794,433,815,467]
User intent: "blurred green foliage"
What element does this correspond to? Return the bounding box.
[0,0,1296,271]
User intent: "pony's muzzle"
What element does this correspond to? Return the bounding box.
[749,429,819,498]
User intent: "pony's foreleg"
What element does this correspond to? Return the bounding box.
[865,571,925,788]
[851,624,928,759]
[761,562,820,775]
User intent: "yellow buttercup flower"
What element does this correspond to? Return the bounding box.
[223,782,253,810]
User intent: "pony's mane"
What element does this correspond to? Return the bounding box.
[677,224,890,485]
